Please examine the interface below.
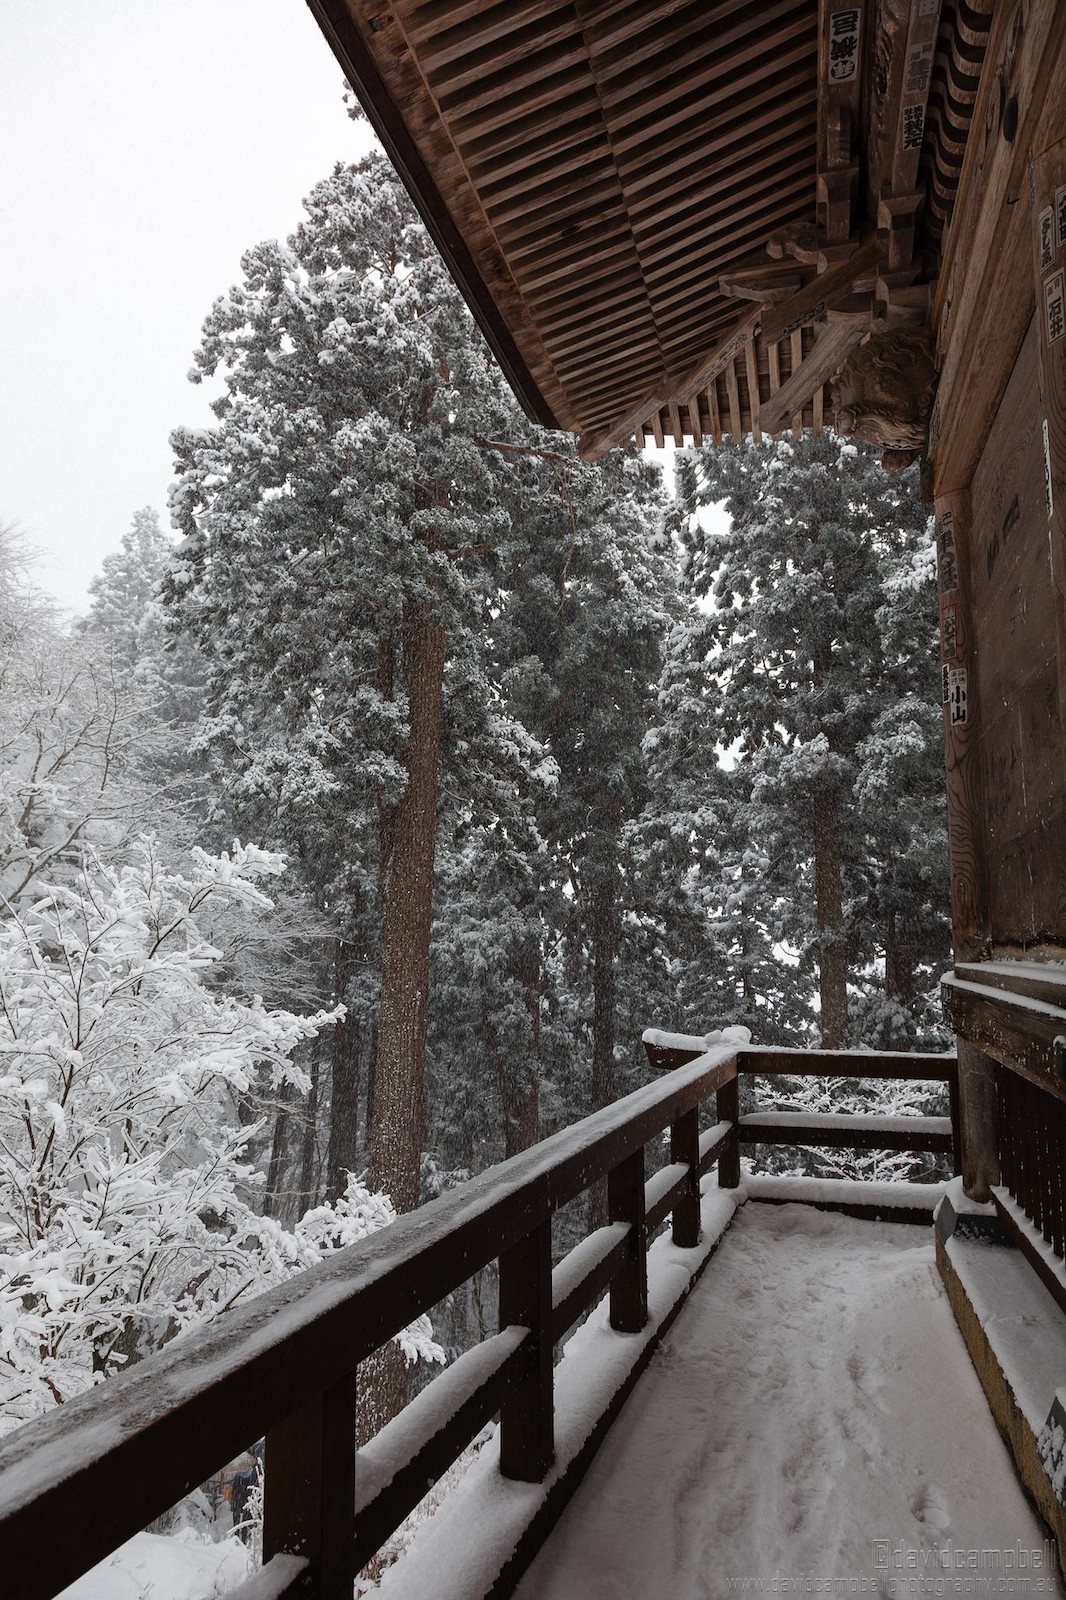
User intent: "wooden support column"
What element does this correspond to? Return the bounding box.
[936,487,995,1200]
[608,1149,648,1332]
[1031,135,1066,782]
[716,1076,741,1189]
[934,489,990,961]
[498,1218,554,1481]
[670,1106,701,1249]
[957,1040,1001,1202]
[263,1371,357,1600]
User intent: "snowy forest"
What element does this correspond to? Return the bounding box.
[0,148,950,1465]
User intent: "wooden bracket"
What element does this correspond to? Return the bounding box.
[759,232,881,344]
[878,189,925,272]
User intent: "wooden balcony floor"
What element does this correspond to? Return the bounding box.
[504,1200,1055,1597]
[409,1196,1048,1600]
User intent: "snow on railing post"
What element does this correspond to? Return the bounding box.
[608,1149,649,1331]
[716,1075,741,1188]
[670,1106,702,1248]
[499,1218,555,1481]
[263,1369,358,1599]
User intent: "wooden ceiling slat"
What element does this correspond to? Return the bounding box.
[445,64,600,140]
[402,0,569,47]
[633,160,816,266]
[462,102,603,174]
[578,0,711,56]
[436,50,592,124]
[409,0,575,73]
[479,144,616,220]
[593,0,809,100]
[618,106,813,226]
[638,184,814,296]
[611,37,815,151]
[492,172,630,251]
[619,59,813,186]
[603,20,815,131]
[530,275,648,327]
[430,30,592,109]
[507,228,640,289]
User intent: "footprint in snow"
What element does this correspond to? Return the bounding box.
[911,1482,951,1533]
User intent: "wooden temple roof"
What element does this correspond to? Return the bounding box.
[308,0,994,458]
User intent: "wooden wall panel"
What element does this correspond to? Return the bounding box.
[972,320,1066,945]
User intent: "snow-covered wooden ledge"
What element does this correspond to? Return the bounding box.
[935,1182,1066,1575]
[0,1044,742,1600]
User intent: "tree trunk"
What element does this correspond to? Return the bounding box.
[297,1041,322,1211]
[326,940,362,1202]
[812,789,848,1049]
[587,868,618,1230]
[367,600,446,1216]
[263,1079,293,1221]
[883,907,914,1013]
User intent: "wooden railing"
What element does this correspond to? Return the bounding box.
[942,961,1066,1311]
[0,1039,963,1600]
[644,1038,960,1180]
[1,1045,740,1600]
[994,1064,1066,1310]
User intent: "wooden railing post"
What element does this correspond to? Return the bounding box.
[670,1106,701,1248]
[608,1149,648,1332]
[716,1073,741,1188]
[956,1038,1000,1201]
[947,1059,963,1178]
[498,1218,554,1481]
[263,1369,357,1599]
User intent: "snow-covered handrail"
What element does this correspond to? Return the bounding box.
[643,1036,960,1171]
[0,1046,740,1600]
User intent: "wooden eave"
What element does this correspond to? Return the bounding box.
[307,0,996,461]
[307,0,820,449]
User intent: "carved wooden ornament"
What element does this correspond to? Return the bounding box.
[830,326,938,468]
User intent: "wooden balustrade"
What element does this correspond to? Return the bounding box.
[0,1046,738,1600]
[643,1038,960,1177]
[993,1064,1066,1313]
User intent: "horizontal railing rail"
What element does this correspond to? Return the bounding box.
[643,1036,960,1178]
[1,1046,739,1600]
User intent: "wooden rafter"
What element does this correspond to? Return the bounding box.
[759,308,867,435]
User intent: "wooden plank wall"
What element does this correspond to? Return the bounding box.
[971,322,1066,946]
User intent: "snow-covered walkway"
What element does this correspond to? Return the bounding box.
[513,1202,1057,1599]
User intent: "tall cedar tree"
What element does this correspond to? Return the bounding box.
[166,154,531,1219]
[672,434,949,1047]
[425,446,670,1190]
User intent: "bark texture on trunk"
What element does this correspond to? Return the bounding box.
[486,943,542,1161]
[297,1041,322,1211]
[812,788,848,1049]
[263,1079,293,1221]
[367,600,446,1217]
[587,868,618,1231]
[326,940,362,1202]
[883,907,915,1014]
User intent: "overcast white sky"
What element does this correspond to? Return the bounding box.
[1,0,374,618]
